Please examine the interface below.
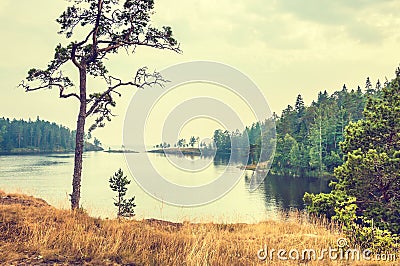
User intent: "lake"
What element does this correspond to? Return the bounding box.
[0,151,331,223]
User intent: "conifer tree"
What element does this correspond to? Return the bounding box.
[21,0,180,209]
[305,70,400,234]
[109,169,136,218]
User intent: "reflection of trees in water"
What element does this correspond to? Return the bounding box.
[212,153,248,165]
[155,152,248,165]
[245,174,332,211]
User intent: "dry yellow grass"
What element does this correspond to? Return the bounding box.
[0,190,397,265]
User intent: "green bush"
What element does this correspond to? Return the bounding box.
[304,191,398,253]
[333,196,398,253]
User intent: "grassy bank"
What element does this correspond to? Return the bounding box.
[0,191,396,265]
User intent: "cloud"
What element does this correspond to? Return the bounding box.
[273,0,398,44]
[346,22,383,44]
[275,0,350,25]
[153,0,400,53]
[274,0,391,24]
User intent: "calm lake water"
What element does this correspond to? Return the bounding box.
[0,152,331,223]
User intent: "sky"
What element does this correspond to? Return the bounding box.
[0,0,399,148]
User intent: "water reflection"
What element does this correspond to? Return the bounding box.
[244,172,331,210]
[0,152,332,222]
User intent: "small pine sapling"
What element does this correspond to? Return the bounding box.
[109,168,136,218]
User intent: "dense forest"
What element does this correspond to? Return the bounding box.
[0,117,102,153]
[304,68,400,249]
[212,78,385,177]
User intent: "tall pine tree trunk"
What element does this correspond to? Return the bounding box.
[71,67,87,210]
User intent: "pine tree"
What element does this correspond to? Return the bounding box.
[306,71,400,234]
[94,137,101,147]
[189,136,196,147]
[335,73,400,232]
[21,0,180,210]
[365,77,374,94]
[109,169,136,218]
[294,94,305,114]
[375,79,382,90]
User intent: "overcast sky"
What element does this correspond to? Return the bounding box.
[0,0,399,147]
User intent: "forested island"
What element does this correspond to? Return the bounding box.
[149,147,202,156]
[0,117,103,154]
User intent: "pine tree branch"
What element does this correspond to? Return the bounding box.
[19,81,80,101]
[86,67,167,117]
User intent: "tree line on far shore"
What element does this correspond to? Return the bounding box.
[0,117,102,153]
[154,78,387,176]
[211,78,383,177]
[152,78,383,178]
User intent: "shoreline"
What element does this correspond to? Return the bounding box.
[0,149,103,156]
[104,150,139,154]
